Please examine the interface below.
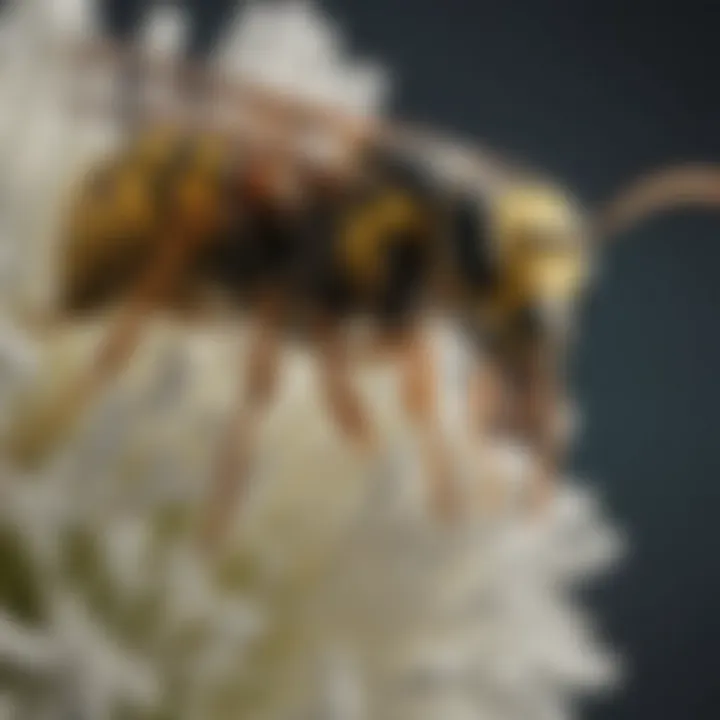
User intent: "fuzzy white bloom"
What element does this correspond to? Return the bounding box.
[47,0,98,45]
[141,5,188,59]
[0,320,622,719]
[218,0,389,116]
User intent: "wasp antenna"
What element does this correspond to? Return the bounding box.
[596,164,720,240]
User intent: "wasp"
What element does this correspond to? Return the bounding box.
[9,46,719,546]
[6,118,590,536]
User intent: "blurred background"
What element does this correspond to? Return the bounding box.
[3,0,720,718]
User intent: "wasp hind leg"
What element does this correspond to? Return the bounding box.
[6,222,204,469]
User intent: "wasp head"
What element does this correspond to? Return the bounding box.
[493,183,591,306]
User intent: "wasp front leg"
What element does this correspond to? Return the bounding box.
[517,343,564,513]
[465,356,516,513]
[487,337,564,515]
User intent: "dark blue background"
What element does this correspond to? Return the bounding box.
[95,1,720,717]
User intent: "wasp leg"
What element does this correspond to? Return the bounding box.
[466,358,513,513]
[201,291,283,552]
[518,346,563,515]
[475,346,562,515]
[315,317,376,455]
[468,359,507,440]
[6,224,203,469]
[399,323,459,520]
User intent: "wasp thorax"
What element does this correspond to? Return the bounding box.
[493,183,590,303]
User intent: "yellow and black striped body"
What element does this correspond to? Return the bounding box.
[307,169,439,327]
[59,128,309,315]
[59,126,588,349]
[60,128,235,312]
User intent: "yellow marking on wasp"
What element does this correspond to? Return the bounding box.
[342,190,426,290]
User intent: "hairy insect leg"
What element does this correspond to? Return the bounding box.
[466,357,514,512]
[6,225,202,468]
[517,345,562,514]
[468,358,507,439]
[480,344,562,515]
[315,317,376,455]
[201,291,284,552]
[398,323,459,520]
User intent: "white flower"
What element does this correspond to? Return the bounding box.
[217,1,389,116]
[0,316,622,720]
